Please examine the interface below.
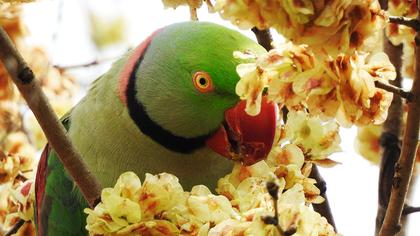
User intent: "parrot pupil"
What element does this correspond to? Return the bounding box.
[199,77,207,86]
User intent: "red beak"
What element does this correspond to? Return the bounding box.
[206,97,278,166]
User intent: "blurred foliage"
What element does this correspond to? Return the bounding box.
[0,3,77,235]
[355,124,383,164]
[0,0,34,3]
[89,12,126,49]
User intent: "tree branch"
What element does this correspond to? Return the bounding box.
[309,165,337,231]
[388,16,420,31]
[53,55,119,70]
[376,2,405,234]
[374,80,413,101]
[378,5,420,235]
[402,205,420,215]
[0,26,102,208]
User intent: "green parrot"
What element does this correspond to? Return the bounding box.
[34,21,278,235]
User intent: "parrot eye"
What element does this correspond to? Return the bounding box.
[192,71,213,93]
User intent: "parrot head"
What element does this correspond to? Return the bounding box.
[120,22,278,165]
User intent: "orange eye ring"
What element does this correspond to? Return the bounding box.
[193,71,213,93]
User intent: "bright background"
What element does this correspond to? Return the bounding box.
[19,0,420,235]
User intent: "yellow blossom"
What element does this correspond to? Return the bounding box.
[4,180,35,233]
[215,0,385,56]
[116,220,179,236]
[0,151,21,184]
[139,173,186,220]
[355,124,382,164]
[208,219,251,236]
[187,185,239,224]
[235,62,267,116]
[331,52,395,127]
[285,110,341,161]
[278,184,335,235]
[266,144,305,168]
[85,172,143,234]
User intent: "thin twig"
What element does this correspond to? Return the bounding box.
[388,16,420,31]
[374,80,413,101]
[15,172,28,182]
[51,0,64,43]
[53,56,118,70]
[5,219,25,236]
[189,7,198,21]
[378,4,420,235]
[0,26,102,208]
[251,27,273,51]
[309,165,337,231]
[262,181,284,234]
[204,0,214,12]
[263,181,297,236]
[402,205,420,215]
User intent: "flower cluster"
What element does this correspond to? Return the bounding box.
[85,172,237,235]
[330,52,396,127]
[86,162,337,236]
[385,0,417,78]
[235,43,396,127]
[214,0,386,56]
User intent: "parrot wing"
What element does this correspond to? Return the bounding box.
[35,115,88,236]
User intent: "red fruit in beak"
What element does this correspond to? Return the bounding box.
[206,97,278,165]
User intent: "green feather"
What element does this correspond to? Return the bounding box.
[41,118,88,235]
